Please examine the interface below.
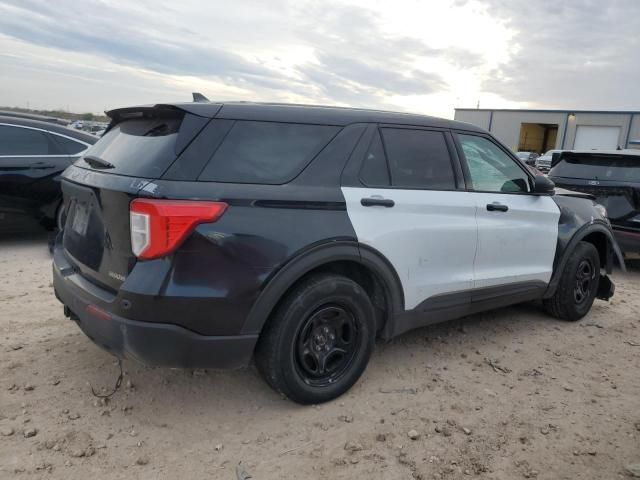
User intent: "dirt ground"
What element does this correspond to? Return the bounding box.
[1,232,639,480]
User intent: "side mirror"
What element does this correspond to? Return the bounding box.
[533,175,555,195]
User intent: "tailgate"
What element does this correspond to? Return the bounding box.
[61,167,150,291]
[61,104,213,291]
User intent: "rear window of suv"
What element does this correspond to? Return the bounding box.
[76,116,183,178]
[198,121,340,184]
[551,153,640,182]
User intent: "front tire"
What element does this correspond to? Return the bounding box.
[544,241,600,321]
[255,274,375,404]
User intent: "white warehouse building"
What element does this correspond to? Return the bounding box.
[454,108,640,154]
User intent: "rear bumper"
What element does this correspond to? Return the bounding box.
[52,245,257,369]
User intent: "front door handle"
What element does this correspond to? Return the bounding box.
[361,197,395,208]
[486,202,509,212]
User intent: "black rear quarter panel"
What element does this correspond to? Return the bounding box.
[79,124,367,336]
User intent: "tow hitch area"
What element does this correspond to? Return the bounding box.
[597,275,615,301]
[64,305,79,321]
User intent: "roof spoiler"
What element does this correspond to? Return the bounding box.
[104,105,186,128]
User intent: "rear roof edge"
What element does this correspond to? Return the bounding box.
[106,103,223,122]
[106,101,484,131]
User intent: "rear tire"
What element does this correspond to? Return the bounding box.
[544,241,600,321]
[255,274,375,404]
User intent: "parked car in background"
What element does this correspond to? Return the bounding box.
[516,151,539,167]
[0,115,96,231]
[53,100,622,404]
[549,150,640,255]
[0,109,69,126]
[536,149,562,173]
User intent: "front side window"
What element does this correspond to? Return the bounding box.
[380,128,456,190]
[0,125,59,155]
[459,134,530,193]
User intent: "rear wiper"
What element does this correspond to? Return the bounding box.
[83,155,114,169]
[144,123,169,136]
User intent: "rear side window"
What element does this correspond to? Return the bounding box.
[0,125,62,155]
[77,116,183,178]
[359,131,390,186]
[52,134,88,155]
[198,121,339,184]
[551,153,640,182]
[380,128,456,189]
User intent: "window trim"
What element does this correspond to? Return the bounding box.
[0,123,91,158]
[357,124,464,191]
[357,128,391,187]
[452,130,536,195]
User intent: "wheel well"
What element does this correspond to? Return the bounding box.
[581,231,608,268]
[268,260,390,335]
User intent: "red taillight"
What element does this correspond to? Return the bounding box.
[129,199,227,260]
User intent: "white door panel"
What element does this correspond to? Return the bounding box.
[342,187,477,309]
[472,193,559,288]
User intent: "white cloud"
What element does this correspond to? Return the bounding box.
[0,0,636,118]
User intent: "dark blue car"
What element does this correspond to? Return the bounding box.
[0,115,96,231]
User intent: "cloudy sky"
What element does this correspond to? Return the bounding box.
[0,0,638,118]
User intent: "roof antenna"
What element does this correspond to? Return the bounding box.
[192,92,210,103]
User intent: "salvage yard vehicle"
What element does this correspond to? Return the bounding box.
[536,149,562,173]
[53,100,624,404]
[0,115,96,231]
[549,149,640,255]
[516,151,539,167]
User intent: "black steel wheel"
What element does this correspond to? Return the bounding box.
[544,241,600,321]
[573,259,595,305]
[294,305,360,387]
[255,274,375,404]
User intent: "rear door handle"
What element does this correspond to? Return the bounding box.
[486,202,509,212]
[361,197,395,208]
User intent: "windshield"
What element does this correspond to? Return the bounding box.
[550,153,640,182]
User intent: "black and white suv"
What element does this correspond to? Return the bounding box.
[53,101,624,404]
